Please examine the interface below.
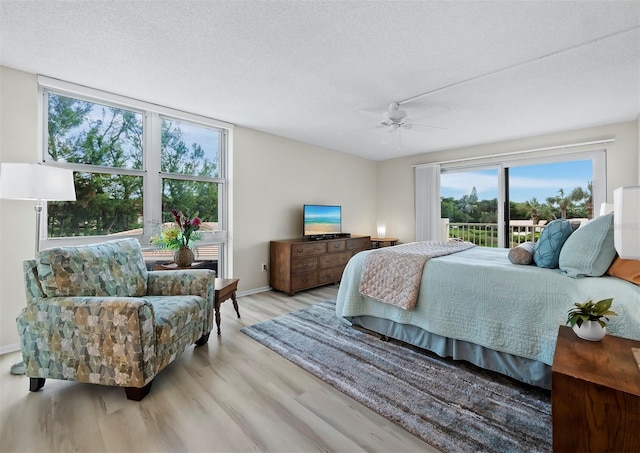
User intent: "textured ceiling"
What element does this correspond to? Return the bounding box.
[1,1,639,161]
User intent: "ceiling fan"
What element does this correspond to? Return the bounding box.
[352,102,447,148]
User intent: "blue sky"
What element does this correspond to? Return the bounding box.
[174,121,220,168]
[441,160,592,202]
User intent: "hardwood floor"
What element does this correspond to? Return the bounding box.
[0,285,438,453]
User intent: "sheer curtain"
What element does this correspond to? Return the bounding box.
[415,164,441,242]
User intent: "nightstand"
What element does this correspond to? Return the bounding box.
[370,237,399,248]
[551,325,640,452]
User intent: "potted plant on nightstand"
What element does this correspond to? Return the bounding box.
[567,298,617,341]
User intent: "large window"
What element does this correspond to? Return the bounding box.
[439,151,605,247]
[39,77,231,274]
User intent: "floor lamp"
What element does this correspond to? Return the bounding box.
[0,163,76,374]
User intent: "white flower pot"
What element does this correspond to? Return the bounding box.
[572,320,606,341]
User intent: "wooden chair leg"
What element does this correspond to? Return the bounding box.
[195,332,210,346]
[29,377,45,392]
[124,380,153,401]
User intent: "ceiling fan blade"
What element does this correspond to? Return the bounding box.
[412,123,448,130]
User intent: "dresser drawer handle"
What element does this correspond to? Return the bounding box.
[316,246,323,251]
[295,247,303,253]
[334,244,340,248]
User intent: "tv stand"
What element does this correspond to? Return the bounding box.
[270,235,370,296]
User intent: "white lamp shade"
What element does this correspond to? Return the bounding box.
[599,203,614,216]
[613,186,640,260]
[0,163,76,201]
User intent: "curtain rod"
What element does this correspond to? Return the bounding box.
[413,138,615,168]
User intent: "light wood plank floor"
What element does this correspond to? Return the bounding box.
[0,285,438,453]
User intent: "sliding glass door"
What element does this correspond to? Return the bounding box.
[439,150,604,248]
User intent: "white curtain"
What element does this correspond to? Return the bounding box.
[415,164,441,242]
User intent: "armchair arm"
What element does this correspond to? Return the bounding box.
[147,270,215,332]
[16,297,156,388]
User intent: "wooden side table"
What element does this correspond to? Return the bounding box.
[214,278,240,335]
[370,237,399,248]
[552,325,640,452]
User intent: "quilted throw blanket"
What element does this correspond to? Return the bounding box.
[359,241,475,311]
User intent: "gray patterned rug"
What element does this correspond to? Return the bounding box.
[241,300,551,453]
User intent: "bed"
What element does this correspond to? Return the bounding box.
[336,244,640,389]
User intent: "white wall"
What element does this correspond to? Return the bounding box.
[0,67,40,352]
[233,127,376,291]
[377,121,640,244]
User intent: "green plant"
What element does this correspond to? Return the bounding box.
[151,209,202,249]
[567,298,617,328]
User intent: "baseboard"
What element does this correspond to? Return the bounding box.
[0,343,21,356]
[237,286,271,297]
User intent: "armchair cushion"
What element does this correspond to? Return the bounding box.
[36,238,148,298]
[17,296,156,388]
[147,295,208,371]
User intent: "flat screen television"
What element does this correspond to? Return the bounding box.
[303,204,342,237]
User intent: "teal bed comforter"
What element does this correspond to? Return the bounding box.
[336,246,640,366]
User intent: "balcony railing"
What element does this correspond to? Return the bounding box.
[444,221,547,248]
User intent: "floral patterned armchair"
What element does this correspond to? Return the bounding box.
[17,238,215,400]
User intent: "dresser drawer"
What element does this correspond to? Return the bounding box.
[318,251,351,269]
[291,272,318,292]
[291,257,317,274]
[292,242,327,257]
[318,266,345,284]
[347,237,371,251]
[326,240,346,252]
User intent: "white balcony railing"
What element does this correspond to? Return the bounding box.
[444,221,548,248]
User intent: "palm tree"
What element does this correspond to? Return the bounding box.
[525,197,541,224]
[546,188,573,219]
[571,181,593,219]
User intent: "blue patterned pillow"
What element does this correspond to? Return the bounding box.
[559,213,616,278]
[533,219,574,268]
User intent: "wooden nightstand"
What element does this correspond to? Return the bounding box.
[551,325,640,452]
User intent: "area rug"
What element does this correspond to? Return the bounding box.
[241,300,551,453]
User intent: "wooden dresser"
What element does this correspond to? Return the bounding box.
[270,236,370,296]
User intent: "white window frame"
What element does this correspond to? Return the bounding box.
[36,76,233,276]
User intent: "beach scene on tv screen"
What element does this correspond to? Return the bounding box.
[305,205,341,235]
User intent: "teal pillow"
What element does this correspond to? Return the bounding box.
[533,219,574,268]
[559,213,616,278]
